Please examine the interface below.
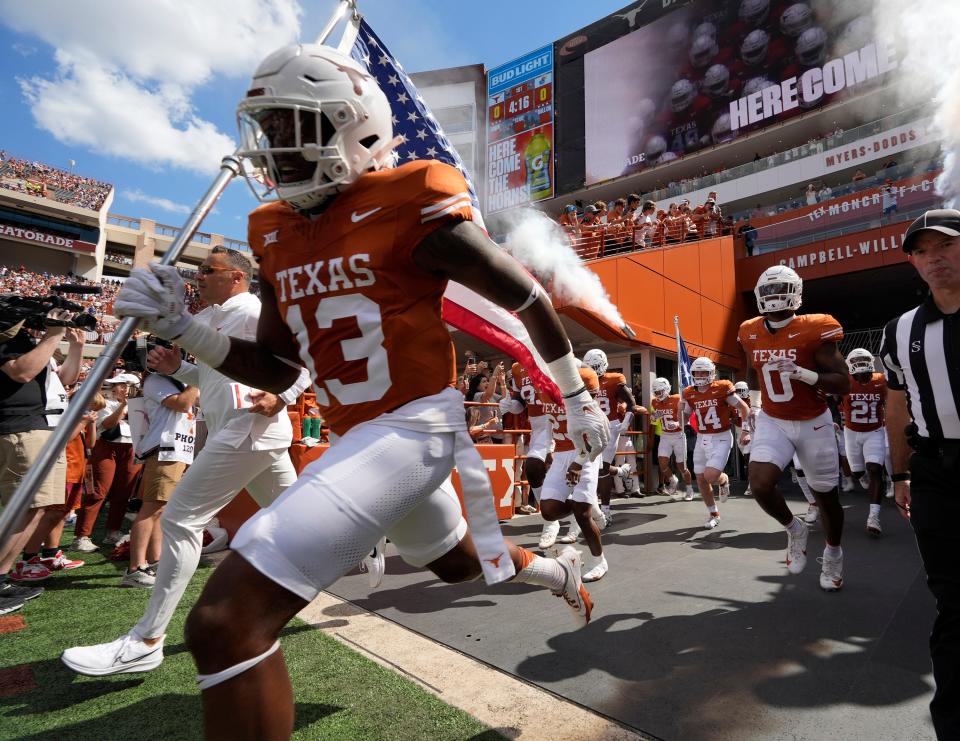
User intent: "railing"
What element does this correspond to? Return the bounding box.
[107,215,140,229]
[223,237,251,253]
[637,104,929,205]
[564,220,733,260]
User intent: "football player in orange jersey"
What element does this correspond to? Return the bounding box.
[538,366,611,581]
[738,266,851,591]
[582,349,646,525]
[113,44,610,738]
[650,377,695,500]
[842,348,889,536]
[680,358,750,529]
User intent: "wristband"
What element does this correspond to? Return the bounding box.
[172,317,231,369]
[545,349,584,398]
[790,366,819,386]
[891,473,910,483]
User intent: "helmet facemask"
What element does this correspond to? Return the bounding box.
[755,278,802,313]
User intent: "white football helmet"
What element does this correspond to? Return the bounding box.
[693,21,718,42]
[780,3,814,38]
[733,381,750,400]
[711,113,737,144]
[657,151,680,164]
[689,34,719,69]
[645,135,668,163]
[583,348,608,376]
[702,64,731,97]
[846,348,875,375]
[739,0,770,29]
[754,265,803,314]
[691,357,716,389]
[796,27,829,67]
[236,44,397,211]
[743,76,775,98]
[652,377,672,400]
[670,79,697,113]
[741,30,770,66]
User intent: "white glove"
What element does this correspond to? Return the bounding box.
[766,357,818,386]
[114,265,192,340]
[498,396,523,416]
[663,419,680,432]
[563,390,609,461]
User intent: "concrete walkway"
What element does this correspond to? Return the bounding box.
[323,479,938,741]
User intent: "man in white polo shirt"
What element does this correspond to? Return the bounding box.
[62,247,311,675]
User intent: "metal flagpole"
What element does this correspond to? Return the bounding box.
[0,0,360,549]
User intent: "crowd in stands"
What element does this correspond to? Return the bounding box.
[104,252,133,266]
[0,150,113,211]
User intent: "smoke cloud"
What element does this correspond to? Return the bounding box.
[500,210,630,333]
[872,0,960,205]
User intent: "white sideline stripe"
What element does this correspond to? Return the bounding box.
[421,198,473,224]
[420,191,471,215]
[299,592,647,741]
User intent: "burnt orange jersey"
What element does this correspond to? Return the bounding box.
[738,313,844,421]
[510,362,549,419]
[651,394,683,432]
[251,160,473,437]
[683,379,737,433]
[542,367,599,453]
[842,373,887,432]
[596,372,627,421]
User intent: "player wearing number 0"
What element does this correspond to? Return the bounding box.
[582,349,646,525]
[111,44,610,738]
[841,348,889,537]
[651,377,695,500]
[738,266,851,591]
[681,358,750,528]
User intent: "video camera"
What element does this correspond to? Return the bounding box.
[121,335,180,374]
[0,284,100,332]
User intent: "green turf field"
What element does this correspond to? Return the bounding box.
[0,532,500,740]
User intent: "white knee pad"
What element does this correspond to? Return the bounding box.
[196,640,280,691]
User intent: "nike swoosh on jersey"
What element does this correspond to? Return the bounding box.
[351,207,382,222]
[788,332,802,338]
[813,424,829,430]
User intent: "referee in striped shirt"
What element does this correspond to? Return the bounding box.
[881,208,960,741]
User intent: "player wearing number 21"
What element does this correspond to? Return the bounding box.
[738,266,851,591]
[113,44,609,738]
[681,357,750,529]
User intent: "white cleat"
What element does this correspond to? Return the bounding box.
[359,536,387,588]
[552,547,593,626]
[841,476,855,493]
[704,515,720,530]
[803,504,820,525]
[557,519,582,544]
[683,489,695,502]
[538,520,561,550]
[744,486,752,497]
[665,475,679,496]
[866,513,882,538]
[581,553,609,582]
[61,632,165,676]
[818,553,844,591]
[718,476,730,503]
[786,521,809,575]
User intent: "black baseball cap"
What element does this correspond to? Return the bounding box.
[903,209,960,253]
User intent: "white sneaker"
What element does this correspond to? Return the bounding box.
[866,512,882,537]
[557,520,581,544]
[121,568,156,588]
[818,553,844,591]
[704,515,720,530]
[581,553,609,582]
[359,537,387,588]
[841,476,855,493]
[718,477,730,503]
[551,547,592,626]
[64,512,77,526]
[61,632,165,675]
[786,521,809,575]
[803,504,820,525]
[683,489,695,501]
[744,486,752,497]
[666,475,679,495]
[538,520,560,549]
[71,537,98,553]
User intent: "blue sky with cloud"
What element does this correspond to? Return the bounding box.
[0,0,628,239]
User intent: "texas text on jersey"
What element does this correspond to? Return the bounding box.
[511,361,548,419]
[542,367,600,453]
[683,379,737,432]
[596,371,627,421]
[738,313,844,421]
[841,373,887,432]
[250,159,471,437]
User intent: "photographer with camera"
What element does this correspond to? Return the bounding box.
[0,314,85,615]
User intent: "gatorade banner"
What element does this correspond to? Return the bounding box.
[486,45,554,213]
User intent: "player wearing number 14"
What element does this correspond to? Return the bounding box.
[737,266,851,591]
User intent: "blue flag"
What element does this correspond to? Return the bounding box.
[350,19,483,225]
[675,316,693,391]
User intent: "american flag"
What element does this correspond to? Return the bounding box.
[350,19,483,226]
[675,315,698,431]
